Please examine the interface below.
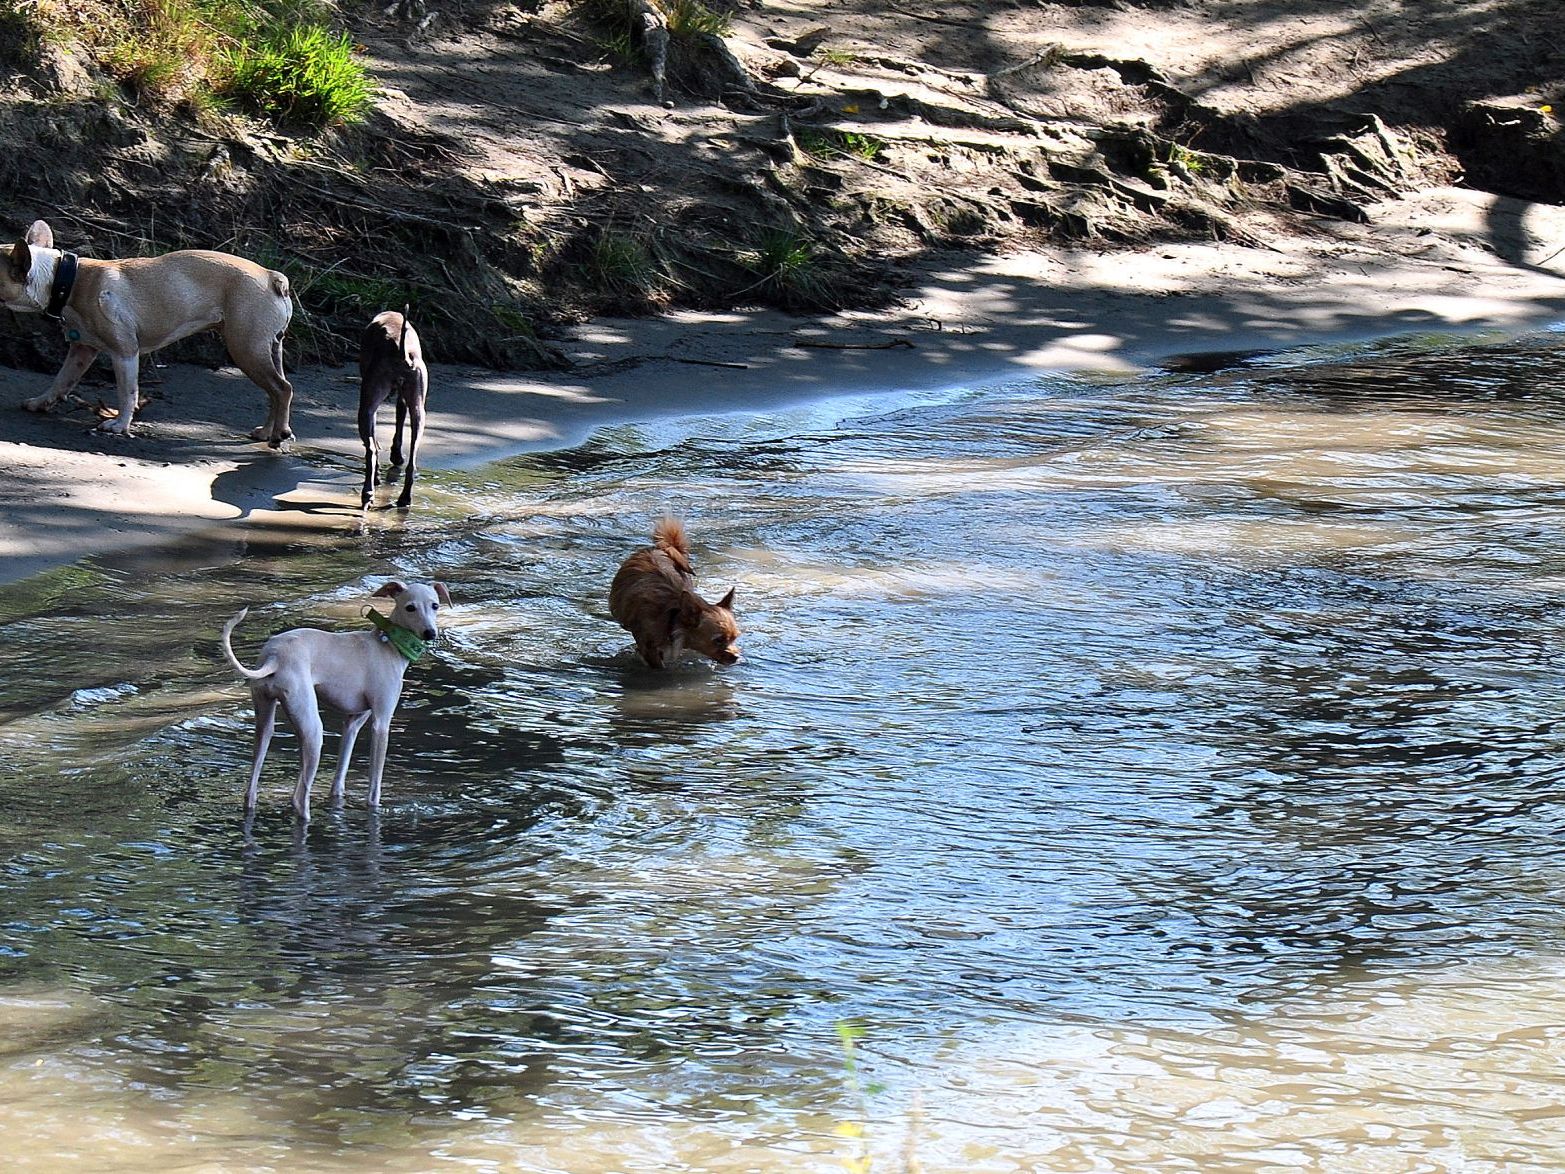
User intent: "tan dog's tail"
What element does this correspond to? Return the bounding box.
[221,608,278,680]
[399,303,412,365]
[269,271,290,300]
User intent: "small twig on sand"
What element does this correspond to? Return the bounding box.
[793,338,915,350]
[670,357,749,369]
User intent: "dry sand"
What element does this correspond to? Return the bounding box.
[3,185,1565,585]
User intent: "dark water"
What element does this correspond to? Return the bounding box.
[5,330,1565,1170]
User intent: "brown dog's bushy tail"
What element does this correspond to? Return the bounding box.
[221,608,278,680]
[651,516,694,579]
[652,516,689,556]
[398,303,412,365]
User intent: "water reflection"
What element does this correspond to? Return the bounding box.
[5,330,1565,1166]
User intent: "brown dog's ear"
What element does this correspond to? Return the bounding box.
[678,590,704,621]
[8,239,29,284]
[434,581,452,607]
[373,581,407,598]
[24,220,52,248]
[716,587,735,610]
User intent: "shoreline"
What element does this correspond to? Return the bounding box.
[4,186,1565,588]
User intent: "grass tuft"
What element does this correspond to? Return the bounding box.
[661,0,730,38]
[0,0,372,129]
[797,126,887,163]
[746,227,836,308]
[581,229,670,305]
[219,22,373,127]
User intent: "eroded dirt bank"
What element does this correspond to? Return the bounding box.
[0,0,1560,368]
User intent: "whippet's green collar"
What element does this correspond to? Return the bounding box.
[367,608,426,663]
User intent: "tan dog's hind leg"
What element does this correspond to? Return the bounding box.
[225,284,293,444]
[232,335,294,446]
[23,342,100,413]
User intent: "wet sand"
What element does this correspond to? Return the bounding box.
[4,186,1565,586]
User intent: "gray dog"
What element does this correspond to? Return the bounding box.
[358,307,429,509]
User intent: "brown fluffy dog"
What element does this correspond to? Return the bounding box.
[609,519,741,669]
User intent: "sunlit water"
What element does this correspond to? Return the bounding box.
[6,331,1565,1171]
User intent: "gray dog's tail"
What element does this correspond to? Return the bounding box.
[399,303,412,365]
[221,608,278,680]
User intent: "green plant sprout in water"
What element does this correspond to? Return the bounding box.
[835,1020,894,1174]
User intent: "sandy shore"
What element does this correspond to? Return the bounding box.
[4,186,1565,586]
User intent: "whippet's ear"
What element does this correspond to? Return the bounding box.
[433,581,452,607]
[7,239,29,284]
[372,581,408,598]
[716,587,736,610]
[24,220,52,248]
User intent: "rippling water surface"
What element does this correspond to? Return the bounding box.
[6,331,1565,1170]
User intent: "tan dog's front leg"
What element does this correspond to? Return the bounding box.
[23,342,99,413]
[98,352,140,435]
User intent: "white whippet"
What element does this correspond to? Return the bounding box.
[221,581,451,819]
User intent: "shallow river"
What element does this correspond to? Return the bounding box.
[5,330,1565,1171]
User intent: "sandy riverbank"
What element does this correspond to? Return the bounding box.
[3,185,1565,586]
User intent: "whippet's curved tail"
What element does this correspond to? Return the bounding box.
[221,608,279,680]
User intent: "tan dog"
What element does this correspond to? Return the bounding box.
[3,219,295,444]
[609,518,740,669]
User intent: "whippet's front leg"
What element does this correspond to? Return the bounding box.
[98,351,141,435]
[331,710,372,806]
[365,713,394,810]
[390,395,407,468]
[22,342,100,413]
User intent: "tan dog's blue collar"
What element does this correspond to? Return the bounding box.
[44,252,77,319]
[367,607,426,663]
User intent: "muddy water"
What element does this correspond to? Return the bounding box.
[5,331,1565,1171]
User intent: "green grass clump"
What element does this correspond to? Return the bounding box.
[797,126,886,163]
[582,230,669,304]
[0,0,42,65]
[747,227,834,308]
[662,0,729,38]
[10,0,372,129]
[300,269,409,317]
[220,22,373,127]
